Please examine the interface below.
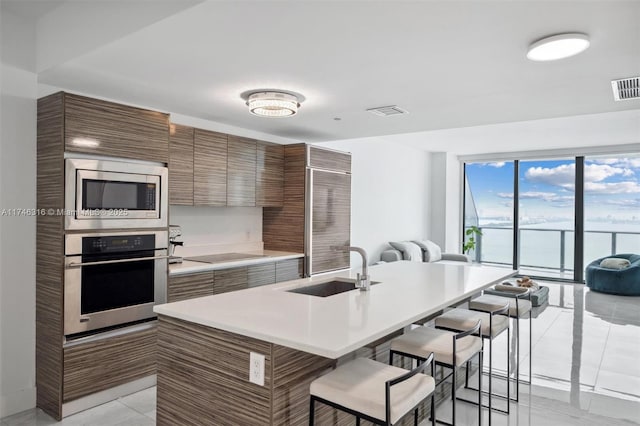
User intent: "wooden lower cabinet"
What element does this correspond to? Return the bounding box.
[276,258,304,282]
[169,258,303,302]
[63,325,156,402]
[168,272,214,302]
[248,263,276,288]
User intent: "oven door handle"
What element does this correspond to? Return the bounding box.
[66,255,170,268]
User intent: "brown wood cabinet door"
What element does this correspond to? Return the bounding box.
[214,267,248,294]
[194,129,227,206]
[310,170,351,275]
[168,272,214,302]
[308,145,351,173]
[227,136,256,206]
[275,258,304,282]
[63,325,156,402]
[262,144,307,253]
[64,93,169,163]
[256,141,284,207]
[247,263,275,288]
[168,124,194,206]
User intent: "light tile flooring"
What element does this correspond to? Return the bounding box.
[2,281,639,425]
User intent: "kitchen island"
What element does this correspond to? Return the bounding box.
[154,261,516,425]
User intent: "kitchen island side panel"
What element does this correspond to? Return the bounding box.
[157,316,371,425]
[156,316,272,426]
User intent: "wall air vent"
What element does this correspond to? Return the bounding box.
[366,105,409,117]
[611,77,640,101]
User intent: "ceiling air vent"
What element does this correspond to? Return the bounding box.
[366,105,409,117]
[611,77,640,101]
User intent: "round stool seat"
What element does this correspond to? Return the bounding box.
[310,358,435,424]
[435,308,508,338]
[469,294,532,317]
[391,326,482,367]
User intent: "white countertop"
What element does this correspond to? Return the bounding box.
[155,261,517,358]
[169,250,304,275]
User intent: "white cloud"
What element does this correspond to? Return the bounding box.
[496,191,574,202]
[519,191,560,201]
[525,164,575,187]
[525,163,639,193]
[585,181,640,194]
[603,198,640,208]
[585,164,634,182]
[477,161,507,168]
[589,158,640,169]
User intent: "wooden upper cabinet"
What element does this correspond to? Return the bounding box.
[308,145,351,173]
[227,136,256,206]
[194,129,227,206]
[169,124,194,206]
[256,141,284,207]
[64,93,169,163]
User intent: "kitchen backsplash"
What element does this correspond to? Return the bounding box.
[169,206,263,256]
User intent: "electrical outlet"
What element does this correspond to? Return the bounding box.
[249,352,265,386]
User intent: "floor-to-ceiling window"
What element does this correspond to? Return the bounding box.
[464,161,514,266]
[518,158,575,279]
[463,153,640,282]
[584,155,640,268]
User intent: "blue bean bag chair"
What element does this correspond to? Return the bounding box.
[585,254,640,296]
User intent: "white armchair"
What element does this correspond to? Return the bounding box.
[381,240,470,264]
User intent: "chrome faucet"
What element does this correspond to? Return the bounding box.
[330,245,371,291]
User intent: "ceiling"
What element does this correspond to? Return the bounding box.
[1,0,65,20]
[8,1,640,149]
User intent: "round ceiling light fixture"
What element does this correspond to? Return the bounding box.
[526,33,590,61]
[246,91,300,118]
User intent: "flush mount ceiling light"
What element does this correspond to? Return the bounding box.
[526,33,590,61]
[246,91,300,118]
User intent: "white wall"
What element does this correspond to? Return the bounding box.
[169,206,263,256]
[315,137,431,267]
[0,9,38,418]
[427,152,463,254]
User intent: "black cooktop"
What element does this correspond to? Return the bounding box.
[185,253,268,264]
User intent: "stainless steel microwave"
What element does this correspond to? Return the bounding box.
[65,158,168,230]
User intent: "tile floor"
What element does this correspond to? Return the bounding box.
[2,281,639,425]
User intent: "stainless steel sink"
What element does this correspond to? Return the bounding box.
[287,278,380,297]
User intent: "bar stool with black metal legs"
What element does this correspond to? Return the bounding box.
[468,287,532,402]
[434,303,509,424]
[389,320,483,426]
[309,354,437,426]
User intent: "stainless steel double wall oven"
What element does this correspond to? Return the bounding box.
[64,158,168,336]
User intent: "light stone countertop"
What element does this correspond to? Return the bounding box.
[168,250,304,276]
[155,261,517,358]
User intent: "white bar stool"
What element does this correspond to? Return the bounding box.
[468,288,532,402]
[309,356,436,426]
[390,321,483,426]
[434,304,509,424]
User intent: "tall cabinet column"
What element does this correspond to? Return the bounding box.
[263,144,352,276]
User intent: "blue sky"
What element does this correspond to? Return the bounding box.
[465,156,640,224]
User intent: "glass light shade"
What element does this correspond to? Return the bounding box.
[527,33,590,61]
[247,92,299,117]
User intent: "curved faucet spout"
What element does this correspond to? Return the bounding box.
[330,245,370,291]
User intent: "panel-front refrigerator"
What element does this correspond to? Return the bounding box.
[305,167,352,275]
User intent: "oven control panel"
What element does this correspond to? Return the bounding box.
[82,235,156,253]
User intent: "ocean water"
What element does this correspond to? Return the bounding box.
[476,221,640,271]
